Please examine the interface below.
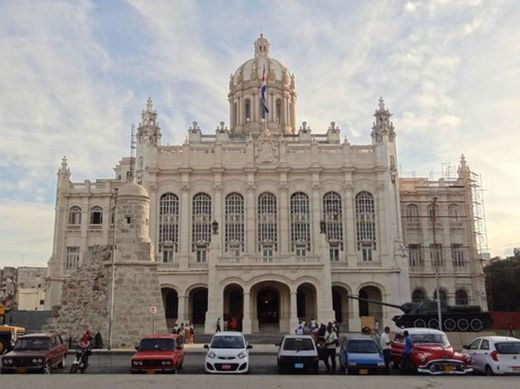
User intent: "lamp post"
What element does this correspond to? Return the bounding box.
[431,196,443,331]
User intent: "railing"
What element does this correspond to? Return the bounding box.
[218,255,322,265]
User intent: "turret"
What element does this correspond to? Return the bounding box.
[135,98,161,184]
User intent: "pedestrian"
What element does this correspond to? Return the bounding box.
[375,320,381,336]
[399,330,413,374]
[380,326,392,374]
[178,322,184,335]
[295,320,304,335]
[507,324,516,338]
[323,325,338,373]
[172,322,179,334]
[94,331,103,349]
[216,317,221,332]
[310,318,317,330]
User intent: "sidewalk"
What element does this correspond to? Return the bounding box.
[88,343,278,355]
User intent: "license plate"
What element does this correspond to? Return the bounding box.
[146,370,156,374]
[444,365,455,372]
[294,363,304,369]
[16,368,27,373]
[221,364,231,370]
[359,368,368,375]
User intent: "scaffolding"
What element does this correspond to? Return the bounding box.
[470,172,489,259]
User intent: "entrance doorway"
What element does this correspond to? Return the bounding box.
[257,288,279,325]
[190,288,208,325]
[251,281,290,333]
[223,284,243,331]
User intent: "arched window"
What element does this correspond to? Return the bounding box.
[257,192,278,258]
[244,99,251,123]
[192,193,211,255]
[290,192,310,255]
[449,204,461,222]
[433,289,448,306]
[225,193,244,255]
[160,193,180,262]
[233,102,238,127]
[355,191,376,261]
[111,207,115,225]
[406,204,419,222]
[428,203,439,223]
[90,206,103,225]
[323,192,343,249]
[455,289,468,305]
[412,289,426,303]
[68,206,82,225]
[275,98,282,124]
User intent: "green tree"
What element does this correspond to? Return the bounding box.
[484,249,520,311]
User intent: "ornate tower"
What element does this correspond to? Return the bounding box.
[228,34,297,137]
[135,97,161,184]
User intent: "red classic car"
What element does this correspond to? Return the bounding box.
[390,328,472,375]
[1,333,68,374]
[131,334,185,374]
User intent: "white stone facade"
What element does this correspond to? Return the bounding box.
[45,35,486,334]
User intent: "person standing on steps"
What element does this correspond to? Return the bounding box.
[380,326,392,374]
[323,324,338,373]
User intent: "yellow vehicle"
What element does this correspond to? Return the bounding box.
[0,305,26,354]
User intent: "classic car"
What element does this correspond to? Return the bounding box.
[0,325,26,354]
[131,334,185,374]
[339,335,386,375]
[1,333,68,374]
[390,328,472,375]
[204,331,252,374]
[463,336,520,375]
[276,335,319,373]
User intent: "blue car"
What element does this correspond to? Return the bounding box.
[339,335,386,375]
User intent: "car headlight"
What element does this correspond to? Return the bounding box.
[377,361,385,366]
[237,351,247,359]
[37,358,43,364]
[3,358,13,365]
[347,361,356,366]
[207,351,216,359]
[418,354,427,363]
[161,360,172,365]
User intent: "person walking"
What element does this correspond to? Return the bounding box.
[216,317,221,332]
[323,325,338,373]
[295,320,304,335]
[380,326,392,374]
[399,330,413,374]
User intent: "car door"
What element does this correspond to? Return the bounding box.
[466,338,482,372]
[478,339,492,371]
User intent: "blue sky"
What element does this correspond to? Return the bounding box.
[0,0,519,267]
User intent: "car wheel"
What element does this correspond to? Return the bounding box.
[470,318,483,332]
[485,365,494,376]
[43,361,51,375]
[278,365,284,374]
[70,363,78,374]
[58,355,66,369]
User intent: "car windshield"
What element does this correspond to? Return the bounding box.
[410,333,450,347]
[139,338,175,351]
[14,337,52,351]
[283,338,315,351]
[210,335,245,349]
[495,342,520,354]
[347,340,379,353]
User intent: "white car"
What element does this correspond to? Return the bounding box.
[204,331,252,374]
[462,336,520,375]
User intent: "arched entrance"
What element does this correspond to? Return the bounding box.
[223,284,243,331]
[161,288,178,329]
[297,283,317,322]
[251,281,291,333]
[332,285,349,330]
[358,285,383,323]
[189,287,208,325]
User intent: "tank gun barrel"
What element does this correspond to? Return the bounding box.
[346,295,405,312]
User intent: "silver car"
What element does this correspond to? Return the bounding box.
[277,335,319,373]
[463,336,520,375]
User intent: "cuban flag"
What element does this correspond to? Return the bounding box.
[260,66,269,119]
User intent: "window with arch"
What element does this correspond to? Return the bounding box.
[90,206,103,225]
[406,204,419,222]
[408,244,423,267]
[449,204,461,222]
[244,98,251,123]
[428,203,439,224]
[159,193,180,262]
[225,192,244,255]
[65,246,80,272]
[290,192,310,255]
[412,289,426,303]
[233,102,238,127]
[68,206,82,225]
[323,192,343,253]
[430,243,444,268]
[192,193,211,254]
[355,191,376,261]
[455,289,468,305]
[275,98,282,124]
[110,207,115,225]
[433,289,448,306]
[257,192,278,256]
[451,243,465,267]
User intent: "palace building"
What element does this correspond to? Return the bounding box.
[45,35,487,334]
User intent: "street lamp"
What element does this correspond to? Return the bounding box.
[431,196,443,331]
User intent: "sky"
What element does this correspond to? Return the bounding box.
[0,0,518,267]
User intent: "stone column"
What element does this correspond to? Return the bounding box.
[179,180,190,269]
[311,174,321,256]
[348,294,361,332]
[344,179,356,266]
[376,182,387,263]
[289,290,298,332]
[177,295,187,323]
[242,291,252,334]
[279,171,289,255]
[149,186,158,260]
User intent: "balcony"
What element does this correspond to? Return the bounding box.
[218,254,322,266]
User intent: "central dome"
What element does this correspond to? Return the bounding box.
[228,34,297,137]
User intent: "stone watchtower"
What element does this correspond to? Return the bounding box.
[108,181,166,348]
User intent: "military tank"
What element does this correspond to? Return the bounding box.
[348,296,492,332]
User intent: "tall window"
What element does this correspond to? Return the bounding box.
[192,193,211,254]
[455,289,468,305]
[449,204,461,222]
[430,243,444,268]
[159,193,179,263]
[406,204,419,222]
[355,191,376,261]
[408,244,423,267]
[451,243,465,267]
[65,246,80,271]
[428,203,439,224]
[225,193,244,255]
[290,192,310,255]
[90,206,103,224]
[323,192,343,249]
[68,206,82,225]
[275,98,282,124]
[258,192,278,254]
[244,99,251,123]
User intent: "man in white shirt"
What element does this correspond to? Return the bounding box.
[380,326,392,374]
